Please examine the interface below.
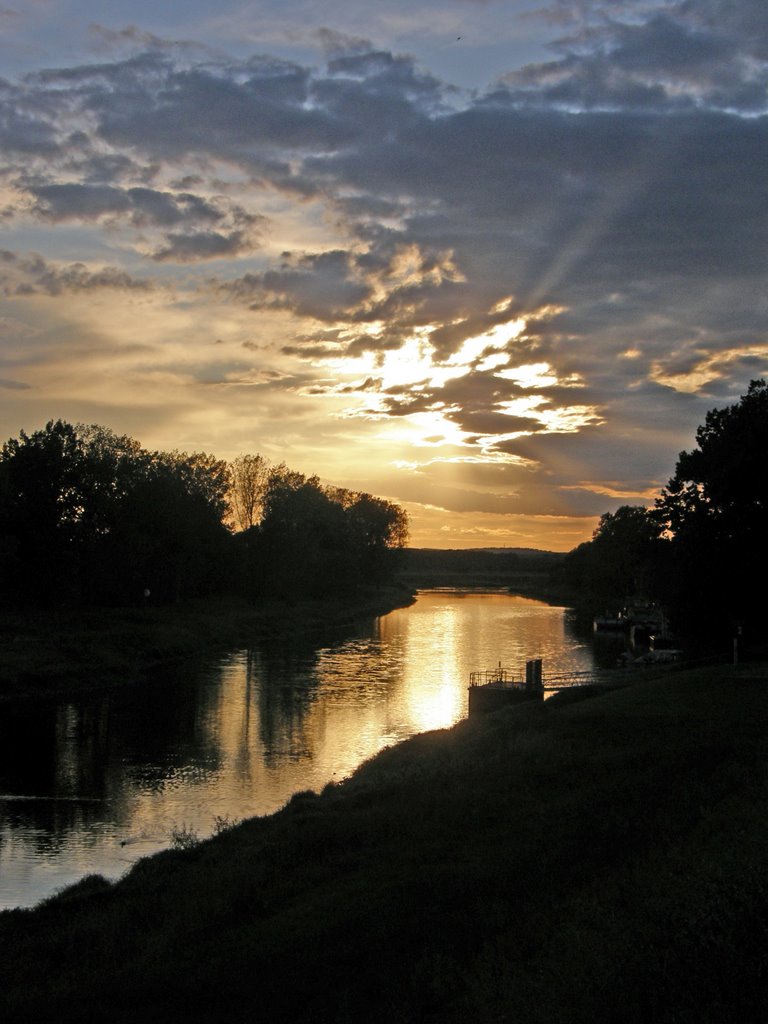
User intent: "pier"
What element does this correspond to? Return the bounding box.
[468,660,630,715]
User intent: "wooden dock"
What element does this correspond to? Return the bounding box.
[468,659,543,715]
[468,662,630,715]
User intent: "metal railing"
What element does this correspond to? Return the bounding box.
[542,670,601,689]
[470,666,630,691]
[470,650,768,696]
[469,668,524,688]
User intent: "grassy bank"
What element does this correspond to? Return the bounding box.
[2,665,767,1022]
[0,585,415,701]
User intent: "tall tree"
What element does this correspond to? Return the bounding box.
[345,492,409,581]
[228,454,270,531]
[554,505,665,613]
[258,469,352,598]
[110,449,231,603]
[0,420,86,604]
[658,379,768,539]
[0,422,232,606]
[656,379,768,634]
[241,470,410,599]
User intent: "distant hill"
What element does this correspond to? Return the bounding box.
[398,547,563,592]
[403,546,562,566]
[461,546,562,558]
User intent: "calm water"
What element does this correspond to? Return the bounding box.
[0,591,595,910]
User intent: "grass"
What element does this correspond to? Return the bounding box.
[1,664,767,1022]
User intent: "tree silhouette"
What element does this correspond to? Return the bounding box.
[656,379,768,633]
[237,469,409,600]
[0,420,86,604]
[554,505,666,613]
[0,422,231,606]
[0,423,409,608]
[228,454,270,531]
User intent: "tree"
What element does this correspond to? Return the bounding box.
[554,504,665,613]
[658,379,768,538]
[254,469,350,598]
[228,454,270,531]
[656,379,768,633]
[345,492,409,581]
[107,449,231,603]
[239,469,410,600]
[0,422,232,606]
[0,420,409,608]
[0,420,86,604]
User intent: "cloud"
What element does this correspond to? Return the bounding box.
[11,181,266,263]
[215,241,464,325]
[0,250,156,295]
[504,0,768,111]
[86,24,208,57]
[29,183,213,224]
[0,100,59,157]
[313,27,375,60]
[0,6,766,546]
[151,229,255,262]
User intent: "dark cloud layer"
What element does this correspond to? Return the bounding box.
[0,250,155,295]
[13,181,265,262]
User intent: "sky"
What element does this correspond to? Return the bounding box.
[1,0,767,551]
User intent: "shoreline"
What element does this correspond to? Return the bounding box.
[0,581,585,704]
[2,662,766,1022]
[0,584,416,703]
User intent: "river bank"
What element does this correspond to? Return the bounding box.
[0,584,415,701]
[2,663,766,1023]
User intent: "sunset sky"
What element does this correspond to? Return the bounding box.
[1,0,767,550]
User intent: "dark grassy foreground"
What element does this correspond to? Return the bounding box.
[0,586,414,700]
[2,667,768,1023]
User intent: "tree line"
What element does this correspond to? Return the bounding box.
[0,421,408,608]
[553,379,768,641]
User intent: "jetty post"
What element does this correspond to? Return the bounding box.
[525,658,543,695]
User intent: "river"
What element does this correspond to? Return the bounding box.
[0,590,596,910]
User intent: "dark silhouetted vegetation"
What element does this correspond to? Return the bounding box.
[233,465,409,602]
[655,378,768,635]
[551,380,768,643]
[400,546,562,591]
[552,504,668,614]
[0,420,408,610]
[1,664,767,1023]
[0,421,231,607]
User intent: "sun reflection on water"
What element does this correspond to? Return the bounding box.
[0,591,596,910]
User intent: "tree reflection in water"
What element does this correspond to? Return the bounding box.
[0,591,594,909]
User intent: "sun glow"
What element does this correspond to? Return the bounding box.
[378,334,464,390]
[318,329,468,392]
[447,318,526,366]
[378,408,472,450]
[317,316,530,395]
[307,313,600,464]
[497,394,601,433]
[496,361,581,389]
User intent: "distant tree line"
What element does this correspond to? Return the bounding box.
[552,379,768,641]
[400,547,562,590]
[0,421,408,608]
[402,548,561,575]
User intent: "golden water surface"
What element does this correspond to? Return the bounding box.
[0,591,594,910]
